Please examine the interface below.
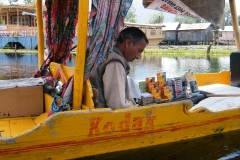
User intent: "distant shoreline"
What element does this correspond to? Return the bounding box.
[146,44,237,50]
[0,45,236,55]
[0,49,38,53]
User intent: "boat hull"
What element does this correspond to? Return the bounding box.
[1,100,240,159]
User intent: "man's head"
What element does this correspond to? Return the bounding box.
[116,27,149,62]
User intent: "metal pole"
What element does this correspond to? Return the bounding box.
[229,0,240,50]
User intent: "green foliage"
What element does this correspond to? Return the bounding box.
[0,1,3,24]
[0,18,3,25]
[24,0,36,4]
[8,0,12,5]
[143,49,233,58]
[8,0,18,5]
[213,26,220,36]
[224,3,232,26]
[148,12,164,24]
[173,15,204,24]
[124,5,137,23]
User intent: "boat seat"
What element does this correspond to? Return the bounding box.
[49,62,95,110]
[195,70,230,86]
[0,113,48,138]
[0,117,36,138]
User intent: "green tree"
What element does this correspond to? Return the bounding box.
[224,3,232,26]
[173,15,204,24]
[212,25,220,44]
[0,1,3,24]
[24,0,36,4]
[124,5,137,23]
[0,18,3,25]
[148,12,164,24]
[8,0,12,5]
[8,0,18,5]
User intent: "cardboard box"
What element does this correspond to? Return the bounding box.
[140,92,153,105]
[0,86,44,118]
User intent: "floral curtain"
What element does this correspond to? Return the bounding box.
[34,0,78,77]
[84,0,133,81]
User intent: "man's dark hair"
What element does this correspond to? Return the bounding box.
[117,27,149,45]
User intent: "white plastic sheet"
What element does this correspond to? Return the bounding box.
[143,0,225,29]
[0,78,44,89]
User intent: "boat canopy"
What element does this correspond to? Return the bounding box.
[142,0,225,29]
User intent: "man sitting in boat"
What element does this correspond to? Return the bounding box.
[90,27,148,109]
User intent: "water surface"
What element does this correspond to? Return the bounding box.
[0,52,230,81]
[129,55,229,81]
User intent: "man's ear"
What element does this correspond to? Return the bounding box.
[125,39,133,48]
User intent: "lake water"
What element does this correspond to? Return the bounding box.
[129,54,230,81]
[0,52,230,81]
[1,52,239,160]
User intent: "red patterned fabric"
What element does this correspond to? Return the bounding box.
[84,0,133,81]
[34,0,78,77]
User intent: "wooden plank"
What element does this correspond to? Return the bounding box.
[195,70,230,86]
[82,79,95,109]
[36,0,44,68]
[73,0,89,109]
[34,113,48,125]
[0,120,10,137]
[10,119,36,137]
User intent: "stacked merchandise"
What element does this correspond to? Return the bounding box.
[138,72,173,105]
[137,70,205,106]
[182,70,200,98]
[167,77,186,100]
[181,70,205,104]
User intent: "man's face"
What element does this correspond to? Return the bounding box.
[123,38,147,62]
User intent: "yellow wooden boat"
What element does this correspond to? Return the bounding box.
[0,0,240,159]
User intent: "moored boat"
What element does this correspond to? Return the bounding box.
[0,0,240,159]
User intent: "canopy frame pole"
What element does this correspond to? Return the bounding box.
[36,0,44,68]
[229,0,240,50]
[73,0,89,109]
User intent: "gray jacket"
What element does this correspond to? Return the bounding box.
[89,47,130,108]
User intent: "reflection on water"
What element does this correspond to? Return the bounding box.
[75,130,240,160]
[0,53,38,79]
[129,54,229,81]
[0,52,37,65]
[0,53,230,81]
[0,52,237,159]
